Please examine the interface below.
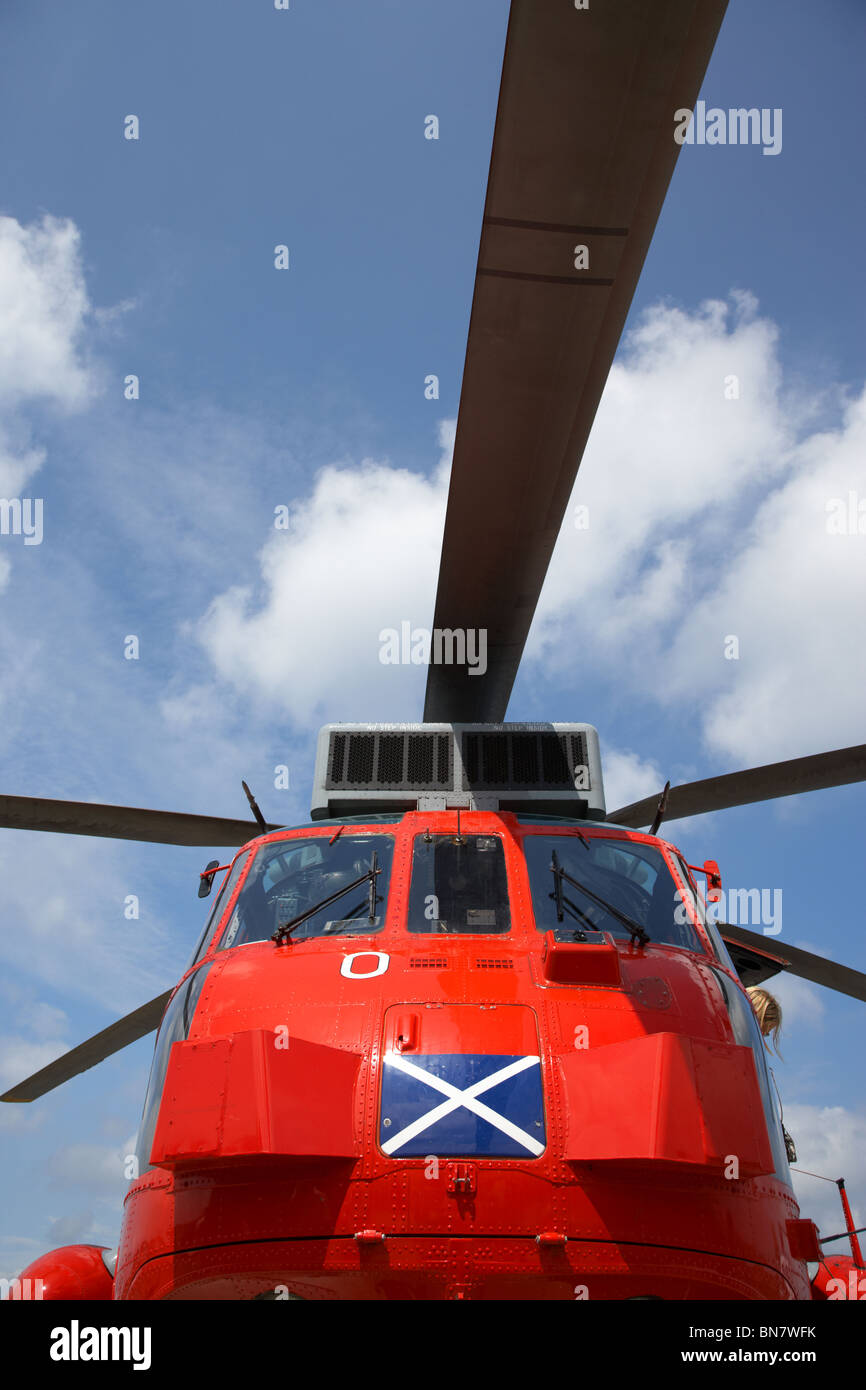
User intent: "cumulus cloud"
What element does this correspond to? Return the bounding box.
[766,972,826,1031]
[530,293,791,656]
[601,746,666,817]
[669,391,866,763]
[0,214,95,411]
[0,214,102,589]
[189,293,864,785]
[786,1104,866,1237]
[194,422,453,727]
[528,293,866,770]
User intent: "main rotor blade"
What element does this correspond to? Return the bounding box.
[0,794,276,847]
[608,745,866,828]
[720,924,866,1005]
[0,991,172,1103]
[424,0,729,722]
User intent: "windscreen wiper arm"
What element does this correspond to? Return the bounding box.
[549,851,649,945]
[549,850,597,939]
[272,857,381,945]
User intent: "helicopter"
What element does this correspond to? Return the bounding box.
[3,0,866,1301]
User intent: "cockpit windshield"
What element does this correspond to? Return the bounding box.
[523,833,702,951]
[217,833,395,948]
[407,834,511,934]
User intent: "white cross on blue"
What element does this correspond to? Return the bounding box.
[380,1051,545,1157]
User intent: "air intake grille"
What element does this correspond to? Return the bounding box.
[462,731,588,791]
[312,722,605,821]
[326,731,453,791]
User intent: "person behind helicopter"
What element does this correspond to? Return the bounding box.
[746,985,796,1162]
[746,985,783,1054]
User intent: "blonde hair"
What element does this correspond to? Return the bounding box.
[746,986,783,1056]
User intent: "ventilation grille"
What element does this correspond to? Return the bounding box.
[462,731,588,791]
[473,958,514,969]
[327,731,453,791]
[409,957,448,969]
[312,722,605,821]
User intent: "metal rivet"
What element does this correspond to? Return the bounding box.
[383,1118,391,1127]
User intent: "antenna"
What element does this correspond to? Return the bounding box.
[649,781,671,836]
[242,781,268,833]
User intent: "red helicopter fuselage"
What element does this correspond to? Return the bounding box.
[108,810,814,1300]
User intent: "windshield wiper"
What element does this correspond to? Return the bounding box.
[272,852,381,945]
[549,850,597,939]
[549,850,650,946]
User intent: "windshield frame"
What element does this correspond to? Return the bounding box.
[666,850,739,971]
[212,828,397,950]
[405,830,514,937]
[518,826,712,956]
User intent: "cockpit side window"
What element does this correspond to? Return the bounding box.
[407,834,511,935]
[185,849,250,971]
[670,853,738,972]
[135,961,212,1174]
[708,966,790,1182]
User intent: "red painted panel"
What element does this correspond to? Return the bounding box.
[124,1236,797,1302]
[541,932,621,985]
[12,1245,114,1301]
[786,1218,822,1262]
[382,1003,538,1055]
[560,1032,774,1175]
[150,1030,361,1165]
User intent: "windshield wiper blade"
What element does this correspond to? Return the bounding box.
[549,851,650,945]
[272,861,381,945]
[550,850,596,939]
[368,850,379,923]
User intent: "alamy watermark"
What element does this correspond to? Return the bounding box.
[1,1276,44,1300]
[674,102,782,156]
[826,491,866,535]
[675,886,782,935]
[379,622,487,676]
[0,498,43,545]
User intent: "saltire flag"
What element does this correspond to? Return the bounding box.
[379,1051,545,1157]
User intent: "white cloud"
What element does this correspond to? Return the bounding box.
[529,293,791,660]
[0,214,102,589]
[767,972,826,1031]
[0,1035,71,1093]
[194,423,453,726]
[43,1210,97,1248]
[526,293,866,772]
[46,1141,129,1193]
[0,215,95,411]
[0,833,175,1015]
[601,746,666,817]
[786,1103,866,1238]
[669,391,866,764]
[0,424,45,501]
[187,292,864,786]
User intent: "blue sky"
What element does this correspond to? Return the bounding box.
[1,0,865,1277]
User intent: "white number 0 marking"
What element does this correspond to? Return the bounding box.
[340,951,390,979]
